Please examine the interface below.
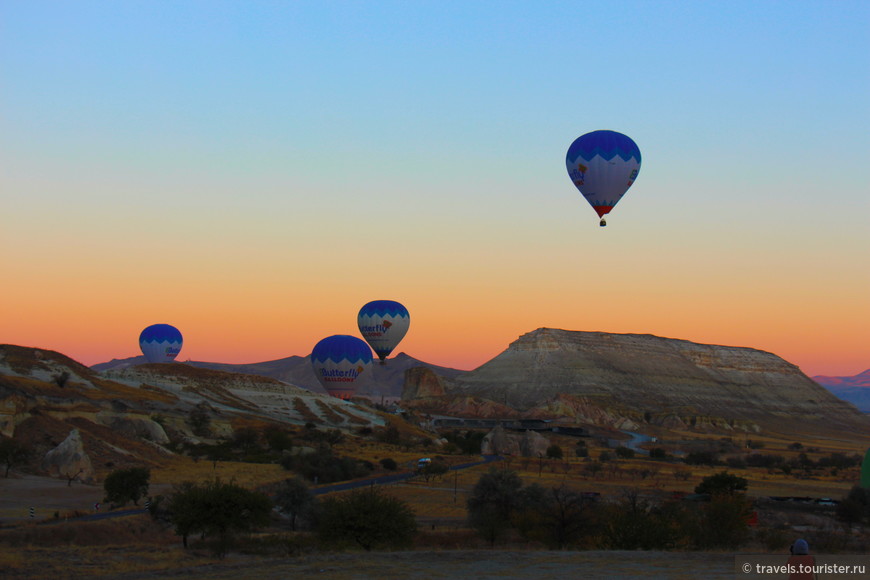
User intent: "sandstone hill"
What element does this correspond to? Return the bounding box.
[0,344,389,482]
[402,328,870,437]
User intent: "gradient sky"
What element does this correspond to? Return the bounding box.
[2,1,868,377]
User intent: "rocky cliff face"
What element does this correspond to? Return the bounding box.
[403,328,869,435]
[41,429,94,483]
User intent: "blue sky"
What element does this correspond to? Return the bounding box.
[2,1,869,375]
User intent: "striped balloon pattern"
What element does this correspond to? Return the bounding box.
[139,324,183,363]
[310,335,373,399]
[566,130,641,220]
[357,300,410,364]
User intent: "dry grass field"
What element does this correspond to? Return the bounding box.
[2,421,868,578]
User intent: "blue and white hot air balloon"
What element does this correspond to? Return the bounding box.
[566,130,642,226]
[310,335,373,399]
[139,324,183,363]
[357,300,410,365]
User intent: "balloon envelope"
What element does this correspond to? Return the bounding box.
[139,324,183,363]
[310,335,373,399]
[358,300,410,363]
[566,130,641,219]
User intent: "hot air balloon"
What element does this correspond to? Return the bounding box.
[358,300,410,365]
[139,323,183,363]
[566,130,641,226]
[310,335,373,399]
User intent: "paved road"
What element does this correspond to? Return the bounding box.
[620,430,654,455]
[15,455,502,525]
[311,454,502,496]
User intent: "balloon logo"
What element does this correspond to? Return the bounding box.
[310,335,373,399]
[358,300,410,364]
[566,130,641,226]
[139,324,183,363]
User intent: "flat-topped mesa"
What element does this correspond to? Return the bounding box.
[433,328,867,433]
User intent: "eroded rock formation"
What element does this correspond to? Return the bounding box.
[41,428,94,483]
[403,328,869,435]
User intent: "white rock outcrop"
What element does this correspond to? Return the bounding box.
[41,428,95,483]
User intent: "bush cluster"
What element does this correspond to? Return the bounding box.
[466,468,753,550]
[280,448,372,483]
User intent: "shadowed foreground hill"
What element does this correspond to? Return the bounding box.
[404,328,869,436]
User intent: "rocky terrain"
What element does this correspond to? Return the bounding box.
[402,328,870,436]
[94,351,463,401]
[4,329,867,483]
[0,344,388,482]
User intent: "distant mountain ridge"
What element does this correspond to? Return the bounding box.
[813,369,870,412]
[93,352,464,399]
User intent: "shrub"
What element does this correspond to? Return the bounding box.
[546,445,563,460]
[442,430,486,455]
[379,457,398,471]
[375,425,402,446]
[103,467,150,507]
[188,406,211,436]
[648,447,668,460]
[280,448,372,483]
[274,477,316,531]
[318,488,416,551]
[745,453,783,468]
[685,451,718,466]
[466,468,523,546]
[689,494,753,549]
[694,471,748,496]
[515,483,591,549]
[263,427,293,451]
[600,489,675,550]
[419,459,449,482]
[167,478,272,557]
[615,446,635,459]
[0,437,32,478]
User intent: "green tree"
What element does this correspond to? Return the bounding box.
[281,448,371,483]
[516,483,590,549]
[600,489,673,550]
[678,494,753,549]
[694,471,748,496]
[615,446,635,459]
[274,477,315,531]
[317,487,416,551]
[546,445,563,460]
[837,486,870,528]
[188,405,211,436]
[379,457,398,471]
[419,459,449,482]
[467,468,523,546]
[167,478,272,557]
[649,447,668,459]
[103,467,150,507]
[264,426,294,452]
[232,427,260,452]
[0,437,32,478]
